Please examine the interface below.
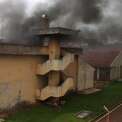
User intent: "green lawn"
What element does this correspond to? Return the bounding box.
[6,81,122,122]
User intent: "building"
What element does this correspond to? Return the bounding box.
[0,15,96,110]
[77,58,95,91]
[82,48,122,88]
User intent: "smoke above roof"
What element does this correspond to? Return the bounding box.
[0,0,122,46]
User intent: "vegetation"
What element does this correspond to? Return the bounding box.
[6,81,122,122]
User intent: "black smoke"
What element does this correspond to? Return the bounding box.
[0,0,122,46]
[0,0,103,40]
[33,0,102,28]
[0,0,27,41]
[75,0,102,23]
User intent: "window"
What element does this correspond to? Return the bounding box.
[99,68,110,81]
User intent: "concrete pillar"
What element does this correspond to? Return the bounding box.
[48,39,61,86]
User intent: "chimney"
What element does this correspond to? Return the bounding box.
[40,14,49,30]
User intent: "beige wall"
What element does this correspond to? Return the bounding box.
[111,52,122,80]
[0,55,45,109]
[0,53,80,109]
[63,56,78,89]
[77,58,95,91]
[0,53,95,109]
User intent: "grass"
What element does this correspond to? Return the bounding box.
[6,81,122,122]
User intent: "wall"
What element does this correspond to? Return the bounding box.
[0,55,45,109]
[77,58,95,91]
[63,55,78,90]
[0,53,80,109]
[111,52,122,80]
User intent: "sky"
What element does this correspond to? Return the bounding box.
[0,0,56,18]
[0,0,50,12]
[24,0,57,15]
[26,0,48,9]
[26,0,55,11]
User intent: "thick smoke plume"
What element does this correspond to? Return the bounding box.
[0,0,102,41]
[0,0,27,41]
[0,0,122,46]
[34,0,102,28]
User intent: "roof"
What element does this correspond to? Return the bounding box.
[34,27,79,37]
[0,43,46,55]
[0,41,82,56]
[81,48,122,67]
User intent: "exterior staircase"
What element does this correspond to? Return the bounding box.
[36,78,74,101]
[37,53,74,75]
[36,53,75,101]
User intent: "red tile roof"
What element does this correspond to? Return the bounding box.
[82,48,122,67]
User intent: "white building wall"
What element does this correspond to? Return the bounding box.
[111,52,122,81]
[77,58,95,91]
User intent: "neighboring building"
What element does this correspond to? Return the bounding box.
[82,48,122,88]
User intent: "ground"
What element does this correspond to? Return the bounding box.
[5,81,122,122]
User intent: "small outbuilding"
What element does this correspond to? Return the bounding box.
[77,58,95,91]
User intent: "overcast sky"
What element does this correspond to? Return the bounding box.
[0,0,51,12]
[24,0,57,15]
[26,0,48,8]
